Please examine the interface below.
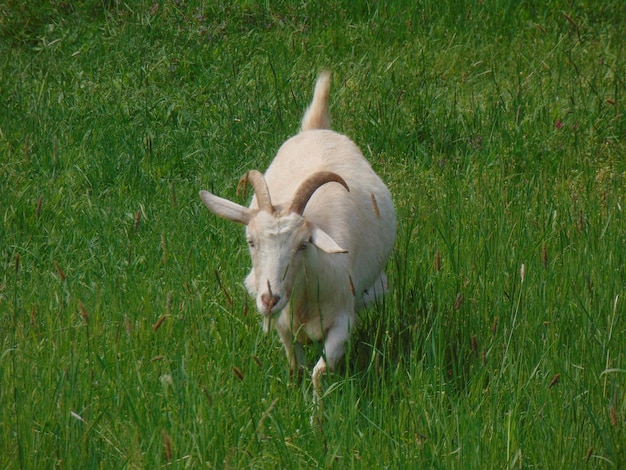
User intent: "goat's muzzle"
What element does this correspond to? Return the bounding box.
[261,292,281,313]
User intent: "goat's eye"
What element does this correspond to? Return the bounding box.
[298,241,308,251]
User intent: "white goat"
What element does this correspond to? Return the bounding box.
[200,72,396,400]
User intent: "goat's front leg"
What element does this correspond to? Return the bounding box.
[310,314,353,427]
[312,314,353,401]
[275,316,305,376]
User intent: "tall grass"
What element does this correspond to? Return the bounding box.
[1,0,624,467]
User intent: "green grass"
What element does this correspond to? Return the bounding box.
[1,0,625,467]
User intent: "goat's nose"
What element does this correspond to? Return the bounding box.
[261,292,281,312]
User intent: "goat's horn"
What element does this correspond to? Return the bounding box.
[289,171,349,215]
[238,170,273,213]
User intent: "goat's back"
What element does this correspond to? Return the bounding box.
[259,129,396,295]
[262,130,385,212]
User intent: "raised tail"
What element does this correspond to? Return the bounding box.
[301,71,331,131]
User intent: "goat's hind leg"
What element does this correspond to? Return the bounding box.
[358,271,389,310]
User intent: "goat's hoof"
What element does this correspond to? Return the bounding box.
[310,409,323,429]
[312,364,327,399]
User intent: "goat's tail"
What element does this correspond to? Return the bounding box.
[301,71,331,131]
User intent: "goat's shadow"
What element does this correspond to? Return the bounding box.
[304,281,482,404]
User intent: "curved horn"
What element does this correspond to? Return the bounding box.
[238,170,273,213]
[289,171,349,215]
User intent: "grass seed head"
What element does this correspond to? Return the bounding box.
[370,193,380,218]
[549,373,560,389]
[161,234,167,264]
[491,317,498,335]
[161,429,172,462]
[36,196,43,218]
[471,334,478,356]
[454,292,463,310]
[53,260,66,281]
[233,366,244,381]
[610,406,618,427]
[79,301,89,324]
[153,315,168,331]
[133,210,141,233]
[124,317,133,336]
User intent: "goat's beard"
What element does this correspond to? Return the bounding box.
[262,315,272,333]
[261,311,279,333]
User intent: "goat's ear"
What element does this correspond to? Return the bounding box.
[200,190,251,225]
[310,225,348,253]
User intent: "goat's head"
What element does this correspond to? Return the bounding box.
[200,170,349,317]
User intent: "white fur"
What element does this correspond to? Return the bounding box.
[200,72,396,401]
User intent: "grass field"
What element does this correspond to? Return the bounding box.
[1,1,625,468]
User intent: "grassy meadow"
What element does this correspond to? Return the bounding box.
[1,0,625,467]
